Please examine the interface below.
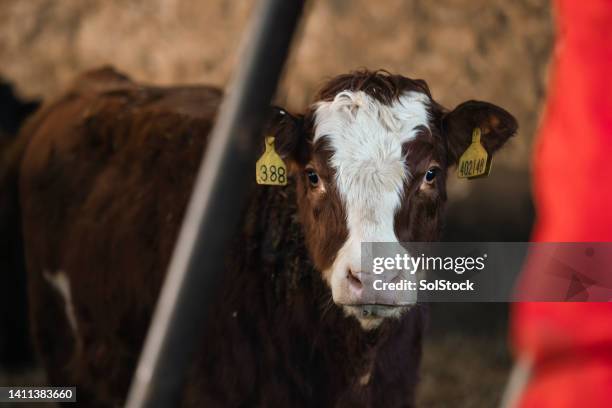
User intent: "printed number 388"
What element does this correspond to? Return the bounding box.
[259,165,286,183]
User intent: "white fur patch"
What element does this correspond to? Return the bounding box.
[43,270,79,337]
[313,90,430,305]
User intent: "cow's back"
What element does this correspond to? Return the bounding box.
[19,67,222,404]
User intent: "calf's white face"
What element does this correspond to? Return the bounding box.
[315,90,431,324]
[267,71,517,329]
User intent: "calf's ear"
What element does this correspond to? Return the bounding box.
[442,100,518,166]
[263,106,304,168]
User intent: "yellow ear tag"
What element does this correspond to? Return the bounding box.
[457,128,491,179]
[256,136,287,186]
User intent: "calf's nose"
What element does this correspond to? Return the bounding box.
[346,267,414,306]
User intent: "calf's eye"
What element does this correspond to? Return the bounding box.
[424,167,439,184]
[306,169,319,187]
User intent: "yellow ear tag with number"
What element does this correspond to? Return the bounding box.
[457,128,491,179]
[256,136,287,186]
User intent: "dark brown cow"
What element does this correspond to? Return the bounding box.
[13,67,517,407]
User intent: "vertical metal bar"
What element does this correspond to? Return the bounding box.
[125,1,305,406]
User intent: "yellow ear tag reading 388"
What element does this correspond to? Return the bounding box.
[256,136,287,186]
[457,128,491,179]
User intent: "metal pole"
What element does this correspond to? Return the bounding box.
[125,1,305,406]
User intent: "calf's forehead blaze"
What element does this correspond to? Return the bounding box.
[308,71,441,205]
[313,90,432,236]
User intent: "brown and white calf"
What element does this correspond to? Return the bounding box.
[11,68,516,407]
